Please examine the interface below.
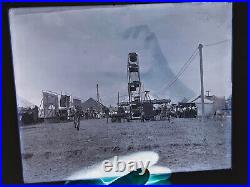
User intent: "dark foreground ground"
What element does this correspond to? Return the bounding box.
[20,117,231,183]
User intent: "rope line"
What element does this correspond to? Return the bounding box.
[204,39,229,47]
[163,48,199,90]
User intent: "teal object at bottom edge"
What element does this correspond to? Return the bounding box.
[65,170,171,185]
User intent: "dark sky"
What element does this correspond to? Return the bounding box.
[9,3,232,106]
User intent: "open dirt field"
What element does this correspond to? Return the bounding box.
[19,117,231,183]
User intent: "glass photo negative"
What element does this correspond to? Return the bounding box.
[9,3,232,184]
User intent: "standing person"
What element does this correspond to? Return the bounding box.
[76,109,81,131]
[160,105,166,120]
[73,108,81,131]
[105,108,109,123]
[73,108,77,128]
[141,111,145,122]
[167,107,171,122]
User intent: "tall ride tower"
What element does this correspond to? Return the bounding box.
[127,52,142,119]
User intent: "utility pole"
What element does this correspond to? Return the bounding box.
[96,83,102,113]
[96,83,100,103]
[198,44,205,120]
[117,91,120,106]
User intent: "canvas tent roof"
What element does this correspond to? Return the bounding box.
[81,98,107,111]
[189,95,214,104]
[16,95,35,108]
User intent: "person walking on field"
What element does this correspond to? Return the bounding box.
[105,108,109,123]
[73,108,81,131]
